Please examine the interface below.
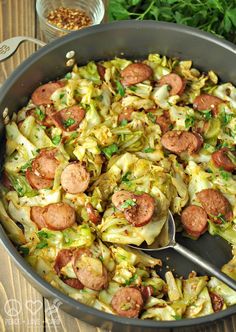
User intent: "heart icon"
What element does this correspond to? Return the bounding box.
[25,300,43,315]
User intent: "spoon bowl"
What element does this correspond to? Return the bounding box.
[130,210,236,291]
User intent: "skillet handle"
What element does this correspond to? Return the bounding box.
[0,37,46,62]
[173,242,236,292]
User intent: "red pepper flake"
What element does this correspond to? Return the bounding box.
[47,7,92,31]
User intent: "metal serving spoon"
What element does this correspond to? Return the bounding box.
[131,211,236,291]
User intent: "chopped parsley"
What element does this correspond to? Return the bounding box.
[36,230,54,249]
[185,115,195,129]
[68,132,79,142]
[220,170,231,181]
[115,80,125,96]
[20,160,32,172]
[144,147,155,153]
[35,107,45,121]
[65,72,72,79]
[36,242,48,249]
[101,143,119,159]
[52,135,61,145]
[120,119,128,126]
[201,109,212,120]
[125,273,138,286]
[59,93,65,100]
[205,168,213,173]
[172,314,182,320]
[129,86,137,91]
[38,230,53,239]
[147,112,156,123]
[120,199,136,209]
[121,171,131,184]
[19,246,29,257]
[63,118,75,128]
[220,111,234,125]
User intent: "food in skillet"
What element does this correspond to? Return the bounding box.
[1,54,236,320]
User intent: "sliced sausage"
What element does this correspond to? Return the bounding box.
[30,206,47,229]
[85,203,102,224]
[61,162,90,194]
[212,148,236,172]
[112,190,155,227]
[26,169,53,190]
[196,189,233,223]
[32,149,59,180]
[159,73,186,96]
[118,107,134,123]
[63,278,84,289]
[54,249,75,274]
[193,94,223,116]
[97,63,106,80]
[73,251,108,291]
[181,205,208,238]
[43,202,76,230]
[111,287,143,318]
[124,193,155,227]
[112,190,136,211]
[161,130,203,155]
[121,63,153,86]
[209,291,224,312]
[156,111,172,133]
[50,106,85,132]
[1,172,13,190]
[140,285,154,301]
[32,82,63,105]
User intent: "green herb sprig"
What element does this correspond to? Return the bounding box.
[108,0,236,44]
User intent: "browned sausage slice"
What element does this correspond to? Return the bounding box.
[32,149,59,180]
[112,191,155,227]
[197,189,233,223]
[26,169,53,190]
[181,205,208,238]
[159,73,186,96]
[32,82,63,105]
[156,111,172,133]
[209,291,224,312]
[212,148,236,172]
[161,130,203,155]
[43,202,76,230]
[140,285,154,301]
[50,106,85,132]
[118,107,134,123]
[111,287,143,318]
[121,63,153,86]
[85,203,102,224]
[54,249,75,274]
[31,206,47,229]
[96,63,106,80]
[1,172,13,190]
[61,163,90,194]
[193,94,223,116]
[124,193,155,227]
[63,278,84,289]
[112,190,135,211]
[72,250,108,291]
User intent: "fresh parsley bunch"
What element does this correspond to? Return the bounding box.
[108,0,236,43]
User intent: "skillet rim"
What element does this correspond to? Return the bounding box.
[0,20,236,329]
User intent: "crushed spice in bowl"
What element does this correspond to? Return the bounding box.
[47,7,92,31]
[36,0,104,42]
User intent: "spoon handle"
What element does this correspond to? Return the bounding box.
[173,242,236,291]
